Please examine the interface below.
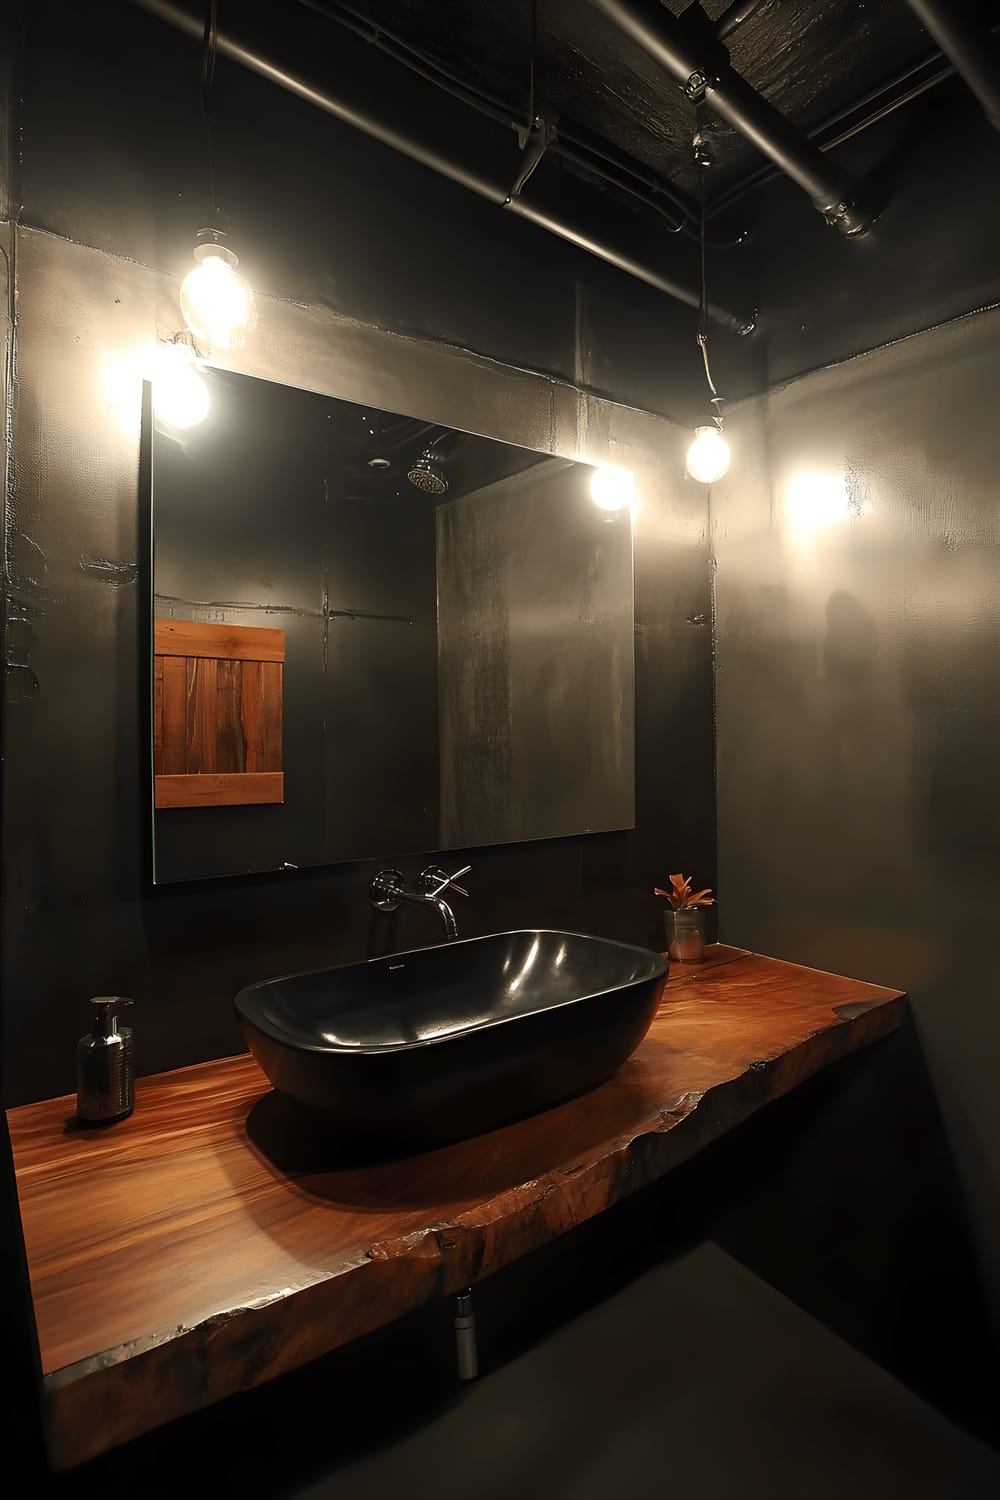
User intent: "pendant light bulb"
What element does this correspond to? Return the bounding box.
[686,425,731,485]
[688,144,733,485]
[180,236,255,351]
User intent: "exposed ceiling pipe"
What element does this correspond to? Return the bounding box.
[902,0,1000,129]
[709,40,961,216]
[295,0,732,247]
[129,0,754,334]
[584,0,872,236]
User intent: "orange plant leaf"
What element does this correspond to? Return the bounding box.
[687,889,715,907]
[656,873,715,910]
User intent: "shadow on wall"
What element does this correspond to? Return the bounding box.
[714,310,1000,1439]
[901,614,1000,871]
[716,575,1000,1357]
[714,577,928,965]
[706,1028,999,1445]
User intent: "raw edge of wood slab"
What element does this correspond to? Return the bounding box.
[39,978,905,1469]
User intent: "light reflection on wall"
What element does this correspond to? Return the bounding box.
[785,470,859,545]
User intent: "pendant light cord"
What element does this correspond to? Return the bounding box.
[696,166,725,431]
[201,0,220,217]
[528,0,538,129]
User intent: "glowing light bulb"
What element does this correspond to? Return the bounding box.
[590,464,635,511]
[180,245,255,350]
[151,343,210,428]
[686,425,731,484]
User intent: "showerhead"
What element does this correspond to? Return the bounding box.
[407,451,448,496]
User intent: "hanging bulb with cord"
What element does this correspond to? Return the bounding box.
[180,211,255,351]
[686,128,732,484]
[686,322,731,482]
[686,420,731,485]
[179,0,256,352]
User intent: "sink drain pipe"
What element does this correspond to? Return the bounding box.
[454,1289,479,1381]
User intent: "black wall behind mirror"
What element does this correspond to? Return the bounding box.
[150,368,635,883]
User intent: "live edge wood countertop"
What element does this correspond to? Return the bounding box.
[7,947,906,1468]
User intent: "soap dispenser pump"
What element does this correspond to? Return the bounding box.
[76,997,135,1123]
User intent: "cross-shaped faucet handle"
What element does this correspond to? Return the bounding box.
[421,864,471,899]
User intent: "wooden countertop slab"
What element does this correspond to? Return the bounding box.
[6,950,905,1468]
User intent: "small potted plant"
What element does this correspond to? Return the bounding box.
[654,873,715,963]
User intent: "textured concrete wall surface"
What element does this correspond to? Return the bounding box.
[714,304,1000,1329]
[438,458,634,849]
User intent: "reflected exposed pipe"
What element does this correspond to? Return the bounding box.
[130,0,755,333]
[585,0,872,236]
[902,0,1000,129]
[715,1,768,42]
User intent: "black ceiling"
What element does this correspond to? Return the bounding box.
[300,0,944,194]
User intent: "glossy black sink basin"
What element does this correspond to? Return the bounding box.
[235,931,667,1147]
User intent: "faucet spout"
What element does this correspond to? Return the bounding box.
[433,897,459,941]
[370,864,471,943]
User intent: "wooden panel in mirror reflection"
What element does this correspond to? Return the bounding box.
[153,621,285,809]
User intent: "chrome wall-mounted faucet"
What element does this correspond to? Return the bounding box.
[370,863,471,941]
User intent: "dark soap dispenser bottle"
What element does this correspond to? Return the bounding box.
[76,996,135,1123]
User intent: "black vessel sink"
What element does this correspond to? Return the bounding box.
[235,931,667,1148]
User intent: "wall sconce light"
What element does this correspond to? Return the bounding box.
[106,339,210,433]
[151,341,211,429]
[590,464,635,511]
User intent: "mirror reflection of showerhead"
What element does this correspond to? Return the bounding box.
[407,451,449,495]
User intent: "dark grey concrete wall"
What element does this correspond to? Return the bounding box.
[1,0,717,1104]
[708,76,1000,1368]
[714,304,1000,1330]
[437,459,634,849]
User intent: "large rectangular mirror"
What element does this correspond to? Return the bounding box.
[149,367,635,883]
